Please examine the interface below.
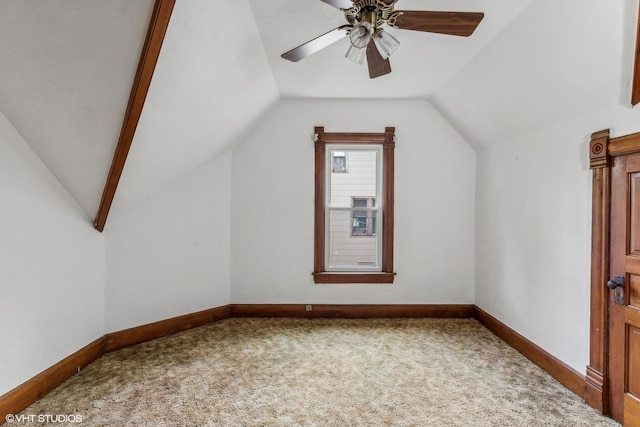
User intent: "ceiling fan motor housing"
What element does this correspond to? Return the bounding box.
[344,0,401,31]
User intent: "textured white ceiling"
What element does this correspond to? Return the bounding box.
[0,0,154,218]
[249,0,533,98]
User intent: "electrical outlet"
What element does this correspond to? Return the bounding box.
[305,304,312,312]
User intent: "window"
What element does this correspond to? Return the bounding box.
[332,151,348,173]
[351,197,376,236]
[313,126,395,284]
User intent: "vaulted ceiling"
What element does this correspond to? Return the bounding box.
[250,0,532,98]
[0,0,637,226]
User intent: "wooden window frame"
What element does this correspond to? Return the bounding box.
[313,126,395,284]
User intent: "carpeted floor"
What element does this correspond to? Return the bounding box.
[14,318,619,426]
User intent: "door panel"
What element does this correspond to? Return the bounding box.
[631,275,640,308]
[629,326,640,397]
[631,174,640,256]
[610,154,640,426]
[626,395,640,427]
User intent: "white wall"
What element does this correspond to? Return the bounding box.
[0,111,105,396]
[475,103,640,373]
[231,98,476,304]
[104,153,232,332]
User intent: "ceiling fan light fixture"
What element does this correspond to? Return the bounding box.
[374,29,400,59]
[345,43,367,64]
[345,20,372,65]
[349,21,373,48]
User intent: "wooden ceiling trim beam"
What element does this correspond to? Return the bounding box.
[94,0,176,231]
[633,4,640,106]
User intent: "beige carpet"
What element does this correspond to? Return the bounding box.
[14,318,619,426]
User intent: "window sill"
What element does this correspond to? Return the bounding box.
[313,272,395,284]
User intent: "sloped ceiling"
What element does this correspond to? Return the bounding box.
[432,0,638,146]
[108,0,279,219]
[0,0,637,224]
[0,0,154,218]
[250,0,533,98]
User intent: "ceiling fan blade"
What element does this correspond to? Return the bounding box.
[366,42,391,79]
[281,25,350,62]
[319,0,353,10]
[392,11,484,37]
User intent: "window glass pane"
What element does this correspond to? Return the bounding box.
[331,151,347,173]
[329,150,377,207]
[326,147,380,270]
[328,209,378,268]
[352,210,368,235]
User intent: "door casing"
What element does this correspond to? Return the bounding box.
[587,128,640,416]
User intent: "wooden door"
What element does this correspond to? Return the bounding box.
[609,152,640,426]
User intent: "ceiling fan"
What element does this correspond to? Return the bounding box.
[281,0,484,79]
